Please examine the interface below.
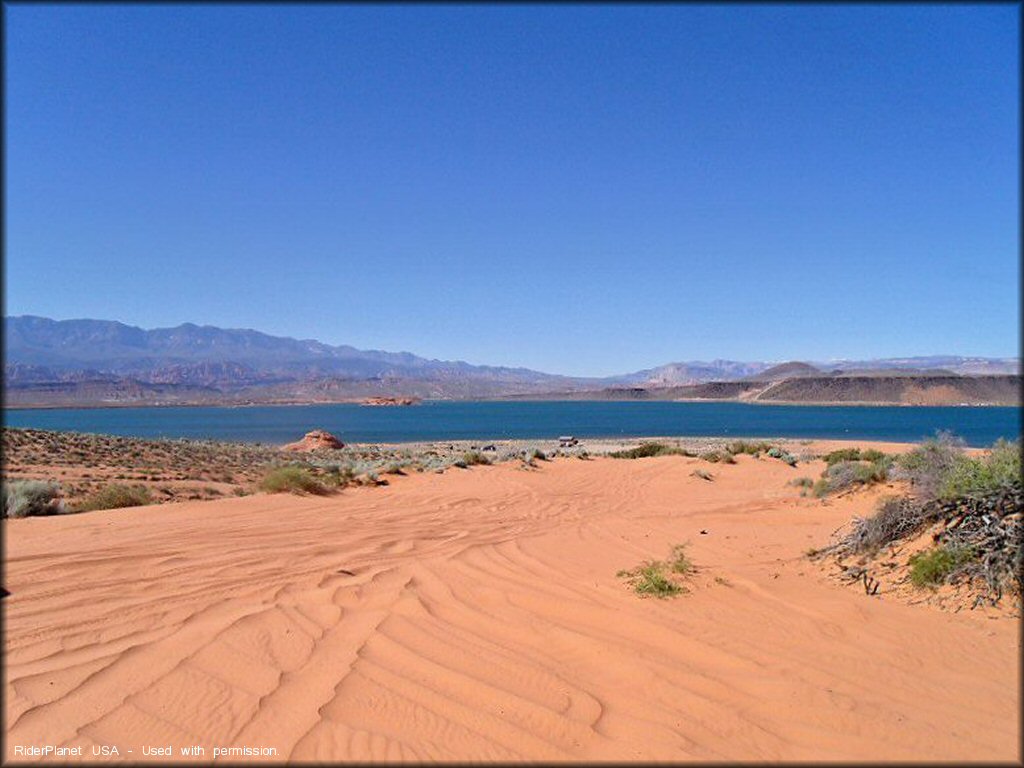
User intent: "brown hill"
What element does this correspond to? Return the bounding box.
[754,375,1020,405]
[743,362,821,381]
[503,375,1020,406]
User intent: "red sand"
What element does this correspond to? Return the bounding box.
[4,453,1019,761]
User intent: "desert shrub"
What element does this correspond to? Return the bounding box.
[530,448,548,461]
[259,467,329,495]
[791,476,815,495]
[382,463,407,475]
[985,439,1023,483]
[609,442,690,459]
[893,431,966,500]
[813,455,891,496]
[461,451,491,466]
[358,472,387,486]
[819,448,860,466]
[844,496,924,553]
[938,439,1021,500]
[830,460,883,490]
[78,484,152,512]
[701,450,734,464]
[617,544,694,598]
[691,468,714,481]
[668,544,693,575]
[323,464,357,487]
[617,562,683,598]
[823,448,862,465]
[909,545,976,588]
[894,434,1020,502]
[3,480,64,518]
[727,440,773,456]
[765,446,798,466]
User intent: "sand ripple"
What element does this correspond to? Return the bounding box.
[4,456,1019,761]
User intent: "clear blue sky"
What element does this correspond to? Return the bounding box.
[5,4,1019,376]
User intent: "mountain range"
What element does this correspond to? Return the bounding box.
[3,315,1020,406]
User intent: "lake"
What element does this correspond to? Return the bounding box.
[3,401,1020,447]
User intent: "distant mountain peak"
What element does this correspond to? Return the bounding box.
[3,316,1019,401]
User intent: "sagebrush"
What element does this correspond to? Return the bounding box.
[3,480,65,518]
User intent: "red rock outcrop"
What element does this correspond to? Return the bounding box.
[282,430,345,452]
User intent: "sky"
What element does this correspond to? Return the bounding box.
[4,4,1019,376]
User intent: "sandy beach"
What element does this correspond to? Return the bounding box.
[3,446,1018,762]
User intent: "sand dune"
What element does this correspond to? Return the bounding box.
[4,453,1019,762]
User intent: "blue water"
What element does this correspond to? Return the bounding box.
[3,401,1020,447]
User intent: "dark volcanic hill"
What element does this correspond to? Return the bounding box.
[755,375,1021,405]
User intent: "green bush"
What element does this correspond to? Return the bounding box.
[3,480,64,518]
[909,545,976,588]
[323,464,356,487]
[823,447,888,466]
[727,440,773,456]
[894,432,966,500]
[609,442,690,459]
[617,562,683,598]
[938,439,1021,499]
[700,450,735,464]
[668,544,693,575]
[823,448,862,465]
[461,451,491,466]
[259,467,330,495]
[358,471,386,486]
[78,484,152,512]
[813,455,891,496]
[812,478,832,498]
[895,434,1020,501]
[617,544,694,598]
[766,446,799,466]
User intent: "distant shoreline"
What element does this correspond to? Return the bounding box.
[3,398,1021,412]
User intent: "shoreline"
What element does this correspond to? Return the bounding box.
[0,426,997,451]
[4,397,1021,411]
[2,425,925,451]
